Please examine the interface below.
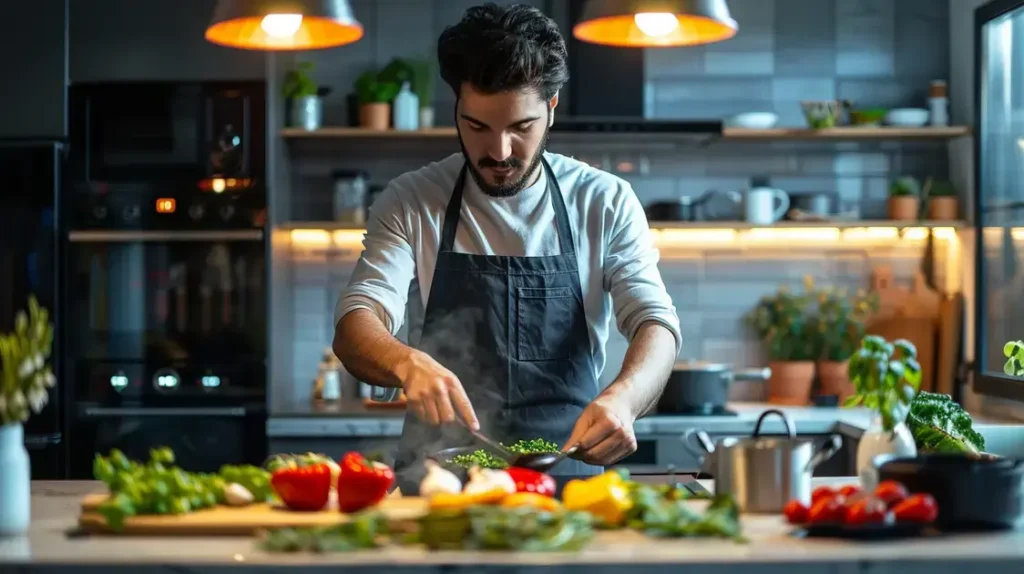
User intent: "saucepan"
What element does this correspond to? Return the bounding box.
[656,361,771,414]
[682,409,843,513]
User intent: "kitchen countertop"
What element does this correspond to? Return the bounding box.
[3,479,1023,572]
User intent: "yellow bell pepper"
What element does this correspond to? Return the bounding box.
[428,488,508,510]
[502,492,563,513]
[561,471,633,527]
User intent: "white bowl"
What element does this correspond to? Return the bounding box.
[885,108,930,127]
[728,112,778,129]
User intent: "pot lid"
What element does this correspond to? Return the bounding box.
[673,360,729,372]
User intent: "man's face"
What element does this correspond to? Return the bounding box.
[456,84,556,197]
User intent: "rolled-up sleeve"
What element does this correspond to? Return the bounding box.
[603,183,683,354]
[334,182,416,335]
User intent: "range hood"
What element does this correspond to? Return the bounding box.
[554,0,722,142]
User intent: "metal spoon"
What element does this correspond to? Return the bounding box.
[511,445,581,473]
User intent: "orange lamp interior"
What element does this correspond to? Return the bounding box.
[573,14,736,48]
[205,16,363,51]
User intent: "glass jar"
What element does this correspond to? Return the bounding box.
[332,170,369,224]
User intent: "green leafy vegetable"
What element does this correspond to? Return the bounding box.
[464,505,594,551]
[260,512,389,553]
[626,490,745,541]
[449,439,559,469]
[907,391,985,455]
[92,447,271,530]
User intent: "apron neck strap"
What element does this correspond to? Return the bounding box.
[440,156,575,254]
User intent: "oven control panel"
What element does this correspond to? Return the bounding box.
[69,181,266,231]
[78,361,264,403]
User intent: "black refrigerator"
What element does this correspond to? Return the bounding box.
[0,141,65,478]
[0,0,69,478]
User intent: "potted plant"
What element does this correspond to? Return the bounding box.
[887,176,921,221]
[845,335,921,489]
[0,296,55,536]
[283,61,323,131]
[745,276,817,405]
[355,70,400,131]
[411,58,436,129]
[925,178,959,221]
[810,287,879,402]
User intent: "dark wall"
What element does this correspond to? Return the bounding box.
[0,1,68,139]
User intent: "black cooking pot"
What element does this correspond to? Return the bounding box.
[656,361,771,414]
[877,453,1024,531]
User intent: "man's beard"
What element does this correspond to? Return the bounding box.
[458,125,550,198]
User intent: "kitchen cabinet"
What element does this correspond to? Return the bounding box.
[0,1,68,139]
[69,0,265,82]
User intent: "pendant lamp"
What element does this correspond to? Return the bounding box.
[205,0,363,51]
[573,0,737,48]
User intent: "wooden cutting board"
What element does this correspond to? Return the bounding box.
[867,265,940,392]
[78,492,428,535]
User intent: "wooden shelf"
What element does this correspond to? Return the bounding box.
[279,220,967,231]
[280,125,971,141]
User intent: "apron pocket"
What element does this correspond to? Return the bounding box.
[515,286,576,362]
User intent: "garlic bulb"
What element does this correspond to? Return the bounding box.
[419,460,463,497]
[223,483,255,506]
[463,467,516,495]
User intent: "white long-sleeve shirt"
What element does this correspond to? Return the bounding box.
[335,151,682,383]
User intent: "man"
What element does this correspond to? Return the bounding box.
[333,3,681,493]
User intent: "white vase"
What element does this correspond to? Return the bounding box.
[0,423,30,536]
[856,416,917,492]
[419,107,435,129]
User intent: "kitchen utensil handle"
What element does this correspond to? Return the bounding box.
[457,416,514,459]
[804,433,843,472]
[772,189,791,221]
[752,409,796,439]
[681,428,715,458]
[734,367,772,381]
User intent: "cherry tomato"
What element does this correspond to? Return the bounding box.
[783,499,809,524]
[838,485,861,498]
[811,485,835,505]
[874,480,910,508]
[844,496,891,526]
[892,493,939,524]
[807,496,844,524]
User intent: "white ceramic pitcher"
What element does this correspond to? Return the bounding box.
[745,187,790,224]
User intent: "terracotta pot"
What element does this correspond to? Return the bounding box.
[816,360,853,402]
[359,103,390,130]
[767,360,815,405]
[887,196,920,221]
[927,196,959,221]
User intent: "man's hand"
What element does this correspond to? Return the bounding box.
[563,390,637,465]
[394,349,479,430]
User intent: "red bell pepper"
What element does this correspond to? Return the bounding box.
[270,462,332,511]
[505,467,556,497]
[337,452,395,513]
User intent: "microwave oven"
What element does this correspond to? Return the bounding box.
[68,81,266,183]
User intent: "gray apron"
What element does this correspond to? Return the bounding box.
[394,158,603,494]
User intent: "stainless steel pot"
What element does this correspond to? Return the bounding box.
[656,361,771,414]
[682,409,842,513]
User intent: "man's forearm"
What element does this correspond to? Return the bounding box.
[333,309,413,388]
[600,321,677,419]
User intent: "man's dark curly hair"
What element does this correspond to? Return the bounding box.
[437,3,569,101]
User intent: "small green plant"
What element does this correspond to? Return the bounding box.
[0,296,56,426]
[845,335,922,432]
[354,70,400,105]
[410,58,436,108]
[889,176,921,197]
[1003,340,1024,376]
[745,276,817,362]
[809,287,880,361]
[282,61,318,99]
[928,179,957,197]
